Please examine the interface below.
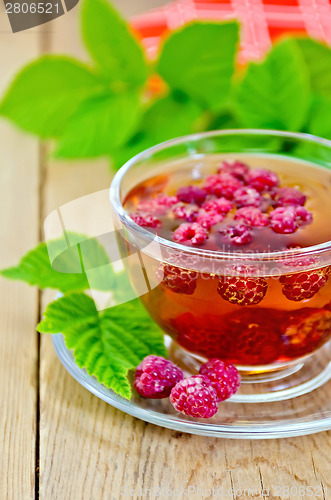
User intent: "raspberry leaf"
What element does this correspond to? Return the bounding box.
[37,293,167,399]
[296,38,331,99]
[0,56,104,138]
[54,91,140,158]
[234,38,310,130]
[1,242,89,292]
[81,0,147,88]
[0,233,110,292]
[111,92,201,168]
[308,95,331,140]
[157,21,239,112]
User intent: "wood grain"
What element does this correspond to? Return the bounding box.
[0,11,41,499]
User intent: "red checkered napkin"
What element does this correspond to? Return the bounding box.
[132,0,331,61]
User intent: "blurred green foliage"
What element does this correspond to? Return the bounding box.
[0,0,330,169]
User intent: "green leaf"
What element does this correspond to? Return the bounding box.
[140,92,202,144]
[37,292,96,332]
[111,92,202,168]
[0,56,103,138]
[234,38,310,130]
[207,110,239,131]
[296,38,331,99]
[1,242,89,292]
[0,233,110,292]
[81,0,147,88]
[37,293,167,399]
[307,95,331,140]
[54,91,140,158]
[157,21,239,111]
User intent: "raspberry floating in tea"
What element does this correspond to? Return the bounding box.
[280,267,331,301]
[176,185,207,205]
[246,168,279,192]
[219,223,252,246]
[130,213,162,228]
[281,308,331,358]
[217,274,268,306]
[273,186,307,207]
[128,158,314,250]
[234,207,269,227]
[233,186,262,208]
[217,159,249,181]
[173,222,208,246]
[157,263,198,295]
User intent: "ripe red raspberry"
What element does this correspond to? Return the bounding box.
[134,355,184,399]
[130,213,161,228]
[173,223,208,246]
[137,194,178,215]
[217,275,268,306]
[270,206,313,234]
[246,168,279,192]
[279,267,331,301]
[163,250,200,269]
[234,207,269,227]
[170,375,218,418]
[173,203,199,222]
[295,206,313,224]
[281,308,331,358]
[219,224,252,245]
[176,185,207,205]
[202,197,233,214]
[175,313,233,359]
[199,359,241,401]
[236,324,281,364]
[224,308,283,364]
[157,264,198,295]
[233,186,262,208]
[223,263,260,277]
[204,173,242,199]
[270,206,297,234]
[196,210,224,229]
[217,159,249,181]
[273,187,306,207]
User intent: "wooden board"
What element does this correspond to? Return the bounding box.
[0,7,41,499]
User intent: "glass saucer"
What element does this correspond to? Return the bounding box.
[52,334,331,439]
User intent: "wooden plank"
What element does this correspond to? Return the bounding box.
[0,8,41,499]
[224,436,331,498]
[0,128,39,500]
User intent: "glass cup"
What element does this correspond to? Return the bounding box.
[110,129,331,400]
